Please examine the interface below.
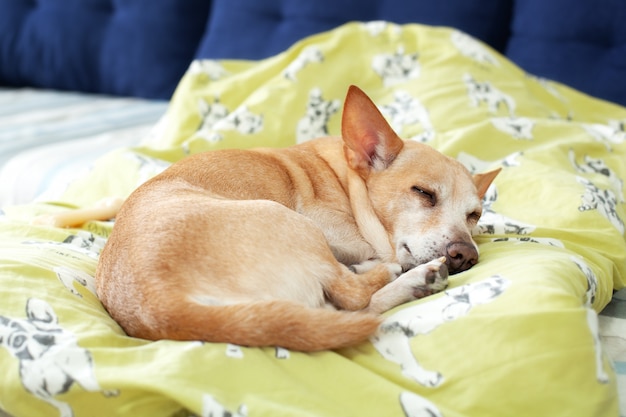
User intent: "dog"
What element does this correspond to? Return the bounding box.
[94,85,500,352]
[0,298,115,417]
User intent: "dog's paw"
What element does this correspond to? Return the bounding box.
[349,259,381,274]
[385,262,403,279]
[350,259,402,278]
[398,257,448,299]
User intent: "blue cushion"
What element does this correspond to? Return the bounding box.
[0,0,211,99]
[196,0,514,60]
[506,0,626,106]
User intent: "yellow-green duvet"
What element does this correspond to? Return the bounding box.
[1,22,625,417]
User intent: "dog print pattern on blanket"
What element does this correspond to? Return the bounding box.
[0,298,117,417]
[2,22,625,417]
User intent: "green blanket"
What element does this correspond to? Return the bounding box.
[1,22,625,417]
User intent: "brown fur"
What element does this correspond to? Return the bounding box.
[95,86,499,351]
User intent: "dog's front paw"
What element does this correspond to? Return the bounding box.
[349,259,381,274]
[350,259,402,278]
[385,262,403,279]
[366,258,448,314]
[399,257,448,299]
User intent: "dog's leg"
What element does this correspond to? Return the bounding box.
[349,259,399,274]
[324,263,401,311]
[366,257,448,314]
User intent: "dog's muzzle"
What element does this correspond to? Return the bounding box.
[445,242,478,274]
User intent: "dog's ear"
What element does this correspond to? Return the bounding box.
[342,85,404,175]
[473,168,501,199]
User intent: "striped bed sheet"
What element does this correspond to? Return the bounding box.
[600,290,626,416]
[0,88,168,206]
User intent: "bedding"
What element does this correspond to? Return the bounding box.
[1,23,626,417]
[0,88,168,206]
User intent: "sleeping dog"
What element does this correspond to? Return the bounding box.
[92,86,500,351]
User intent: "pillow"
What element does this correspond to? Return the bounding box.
[196,0,513,60]
[506,0,626,106]
[0,0,211,99]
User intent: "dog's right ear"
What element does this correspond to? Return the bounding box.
[473,168,501,199]
[341,85,404,176]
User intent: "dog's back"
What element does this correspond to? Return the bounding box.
[96,86,498,351]
[96,152,385,351]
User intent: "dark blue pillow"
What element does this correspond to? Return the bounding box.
[196,0,513,60]
[506,0,626,106]
[0,0,211,99]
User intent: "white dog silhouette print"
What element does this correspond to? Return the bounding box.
[583,120,626,151]
[23,231,106,261]
[189,60,229,81]
[202,394,248,417]
[362,21,402,37]
[296,88,340,143]
[569,149,624,203]
[225,343,290,360]
[372,46,420,87]
[196,98,263,143]
[54,266,97,298]
[576,176,624,234]
[475,184,536,236]
[463,73,515,116]
[0,299,115,417]
[399,391,442,417]
[379,90,434,142]
[371,276,510,387]
[571,257,610,384]
[451,31,499,66]
[283,46,323,81]
[126,152,171,187]
[491,116,535,140]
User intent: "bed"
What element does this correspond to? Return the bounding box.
[1,1,625,417]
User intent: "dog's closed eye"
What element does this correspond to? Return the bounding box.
[467,211,481,223]
[411,186,436,206]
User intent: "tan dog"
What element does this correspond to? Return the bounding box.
[95,86,499,351]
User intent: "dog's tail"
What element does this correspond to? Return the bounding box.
[137,300,382,352]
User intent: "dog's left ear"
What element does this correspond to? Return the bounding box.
[473,168,502,199]
[341,85,404,175]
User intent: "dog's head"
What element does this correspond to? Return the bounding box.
[341,85,500,274]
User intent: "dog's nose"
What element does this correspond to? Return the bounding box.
[445,242,478,274]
